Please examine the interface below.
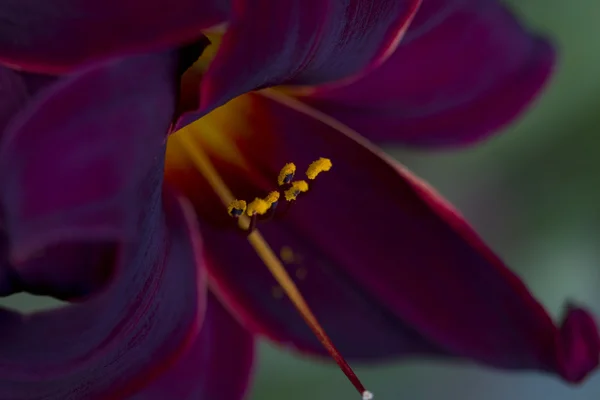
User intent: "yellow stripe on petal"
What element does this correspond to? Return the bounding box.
[166,95,255,170]
[190,32,223,72]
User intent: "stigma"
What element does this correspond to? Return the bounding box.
[362,390,374,400]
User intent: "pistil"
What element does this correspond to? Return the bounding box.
[171,133,372,398]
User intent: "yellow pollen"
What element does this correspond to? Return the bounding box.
[278,162,296,186]
[227,199,247,217]
[280,246,295,263]
[264,191,280,205]
[306,157,332,180]
[247,198,270,216]
[284,180,309,201]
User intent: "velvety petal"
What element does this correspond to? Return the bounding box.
[0,68,24,283]
[298,0,555,147]
[0,51,180,262]
[0,188,206,399]
[0,232,13,296]
[0,241,117,300]
[132,292,255,400]
[0,68,57,131]
[0,0,229,73]
[0,67,28,134]
[187,0,421,124]
[165,91,599,383]
[0,69,57,293]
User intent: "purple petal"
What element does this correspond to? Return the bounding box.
[0,67,27,135]
[1,67,56,136]
[0,0,229,73]
[167,91,599,383]
[0,51,180,262]
[1,241,116,300]
[0,232,14,296]
[185,0,420,125]
[0,189,207,399]
[132,292,255,400]
[299,0,555,147]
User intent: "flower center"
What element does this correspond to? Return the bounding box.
[169,132,372,399]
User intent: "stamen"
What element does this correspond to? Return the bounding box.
[306,157,332,180]
[264,191,280,205]
[260,191,281,221]
[258,191,280,221]
[227,199,247,217]
[246,198,270,216]
[278,162,296,186]
[246,198,270,232]
[172,134,370,397]
[284,180,309,201]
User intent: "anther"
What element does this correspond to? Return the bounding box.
[306,157,332,180]
[284,180,309,201]
[278,162,296,186]
[261,191,281,220]
[247,198,270,216]
[246,198,270,233]
[264,191,280,205]
[227,199,247,217]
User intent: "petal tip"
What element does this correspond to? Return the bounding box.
[556,305,600,383]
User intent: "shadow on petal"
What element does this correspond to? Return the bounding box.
[183,0,420,126]
[0,0,230,73]
[300,0,555,147]
[0,50,179,262]
[132,291,255,400]
[0,189,206,400]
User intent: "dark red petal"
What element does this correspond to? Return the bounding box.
[0,51,179,262]
[132,292,255,400]
[187,0,420,123]
[299,0,555,147]
[0,0,229,73]
[0,189,206,399]
[181,91,598,382]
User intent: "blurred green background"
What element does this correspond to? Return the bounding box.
[250,1,600,399]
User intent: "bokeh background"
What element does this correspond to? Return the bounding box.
[249,1,600,399]
[1,1,598,399]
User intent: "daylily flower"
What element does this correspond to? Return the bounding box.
[0,1,599,400]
